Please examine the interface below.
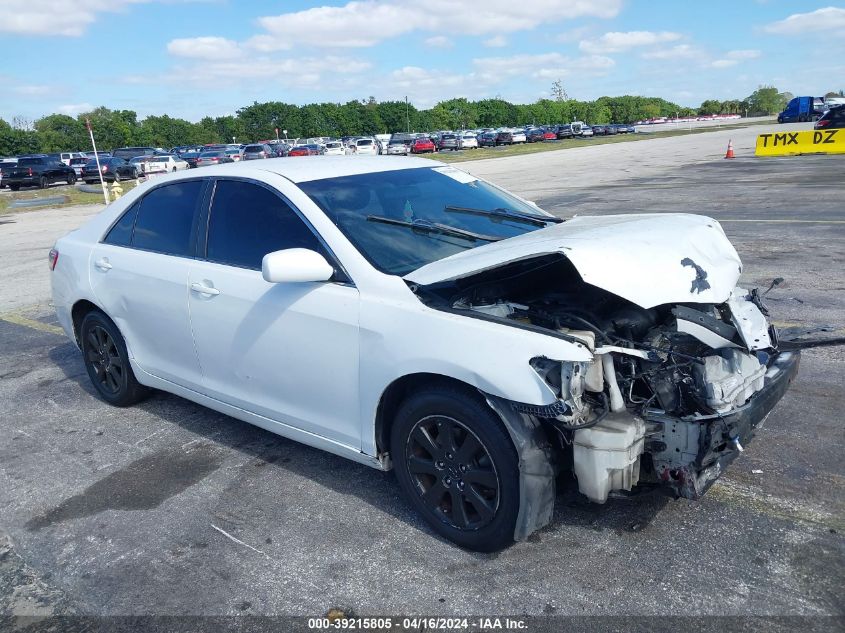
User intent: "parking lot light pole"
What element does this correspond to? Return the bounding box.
[85,118,109,205]
[405,96,410,133]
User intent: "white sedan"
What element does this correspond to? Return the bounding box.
[50,157,798,551]
[143,154,190,174]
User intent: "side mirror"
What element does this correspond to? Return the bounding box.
[261,248,335,284]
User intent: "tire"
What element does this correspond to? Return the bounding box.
[66,173,76,185]
[10,185,20,191]
[114,172,121,183]
[391,384,519,552]
[80,311,149,407]
[39,176,48,189]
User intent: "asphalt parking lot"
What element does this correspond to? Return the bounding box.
[0,127,843,627]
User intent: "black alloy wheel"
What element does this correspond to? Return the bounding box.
[85,324,124,396]
[391,386,519,552]
[80,311,149,407]
[405,415,500,531]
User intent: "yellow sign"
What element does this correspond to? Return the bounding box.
[755,129,845,156]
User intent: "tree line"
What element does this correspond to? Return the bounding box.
[0,86,824,156]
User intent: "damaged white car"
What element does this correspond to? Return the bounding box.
[50,157,799,551]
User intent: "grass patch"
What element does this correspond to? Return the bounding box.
[0,180,138,214]
[430,118,776,163]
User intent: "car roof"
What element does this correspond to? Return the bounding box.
[155,156,439,184]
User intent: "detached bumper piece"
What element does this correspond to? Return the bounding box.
[644,351,800,499]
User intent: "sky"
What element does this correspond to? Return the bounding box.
[1,0,844,123]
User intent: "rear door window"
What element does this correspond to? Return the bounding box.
[205,179,324,270]
[132,180,204,256]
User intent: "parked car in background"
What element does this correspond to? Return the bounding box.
[69,156,90,178]
[0,158,18,188]
[525,128,545,143]
[242,144,274,160]
[478,132,498,147]
[438,133,460,151]
[267,142,290,157]
[224,147,243,162]
[346,138,379,155]
[410,137,436,154]
[815,105,845,130]
[180,151,202,168]
[112,147,157,161]
[144,154,189,173]
[553,124,573,139]
[323,141,345,156]
[196,151,235,167]
[374,134,392,154]
[542,128,557,141]
[580,125,594,138]
[82,157,138,183]
[129,156,152,175]
[592,125,607,136]
[386,139,410,155]
[510,129,527,144]
[5,155,76,190]
[459,133,478,149]
[48,152,86,166]
[288,144,323,157]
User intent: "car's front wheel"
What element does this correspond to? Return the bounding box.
[80,311,149,407]
[391,385,519,552]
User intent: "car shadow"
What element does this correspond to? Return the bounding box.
[48,340,672,556]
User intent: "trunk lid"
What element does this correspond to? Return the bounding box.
[403,213,743,309]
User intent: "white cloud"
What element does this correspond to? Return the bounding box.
[57,103,94,115]
[727,49,761,60]
[255,0,622,48]
[555,26,591,43]
[163,56,372,86]
[0,0,202,37]
[641,44,700,60]
[167,37,243,60]
[473,52,614,80]
[12,85,52,96]
[708,59,738,69]
[483,35,508,48]
[763,7,845,34]
[579,30,682,54]
[424,35,453,48]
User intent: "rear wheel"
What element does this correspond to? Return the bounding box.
[391,385,519,552]
[80,311,149,407]
[66,173,76,185]
[10,184,20,191]
[39,176,48,189]
[114,172,121,183]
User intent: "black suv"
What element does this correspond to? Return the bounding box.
[4,156,76,190]
[814,105,845,130]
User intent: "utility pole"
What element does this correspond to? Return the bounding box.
[405,96,410,133]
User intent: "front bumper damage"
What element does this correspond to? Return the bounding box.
[644,350,800,499]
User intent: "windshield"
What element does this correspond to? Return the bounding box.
[299,167,554,276]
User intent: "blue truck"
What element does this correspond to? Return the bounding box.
[775,96,845,123]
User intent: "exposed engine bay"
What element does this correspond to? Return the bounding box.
[415,254,800,503]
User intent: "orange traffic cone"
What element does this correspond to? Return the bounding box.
[724,140,735,159]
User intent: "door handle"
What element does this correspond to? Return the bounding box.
[94,257,112,271]
[191,282,220,296]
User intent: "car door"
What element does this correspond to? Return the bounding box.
[187,178,362,448]
[89,178,207,387]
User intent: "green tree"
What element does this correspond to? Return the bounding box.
[34,114,88,152]
[747,86,787,115]
[0,118,39,156]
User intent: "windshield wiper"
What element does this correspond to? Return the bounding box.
[366,215,503,243]
[444,205,563,227]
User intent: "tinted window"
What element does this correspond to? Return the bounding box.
[132,180,203,256]
[104,202,139,246]
[206,180,323,270]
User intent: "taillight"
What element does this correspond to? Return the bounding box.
[48,248,59,271]
[28,167,33,176]
[102,165,108,172]
[816,119,830,127]
[212,157,219,162]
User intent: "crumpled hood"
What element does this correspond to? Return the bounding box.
[404,213,743,309]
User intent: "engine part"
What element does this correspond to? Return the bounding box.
[573,412,645,503]
[695,349,766,412]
